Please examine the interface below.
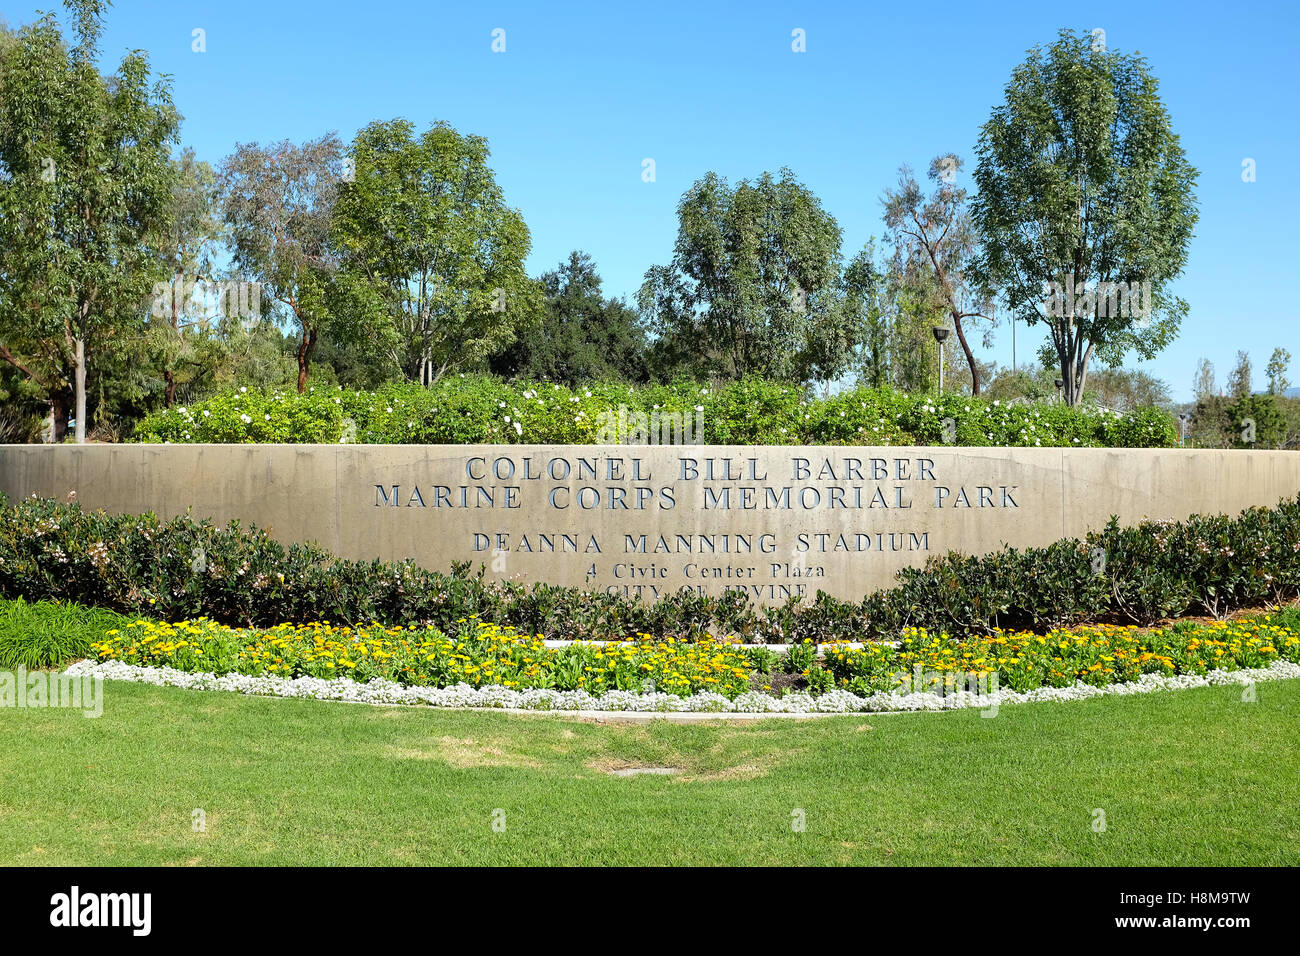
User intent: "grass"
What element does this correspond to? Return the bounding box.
[0,598,133,669]
[1,676,1297,865]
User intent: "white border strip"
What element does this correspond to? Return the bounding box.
[539,640,886,652]
[64,658,1300,716]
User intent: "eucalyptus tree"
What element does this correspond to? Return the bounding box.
[332,119,541,385]
[1227,350,1252,400]
[840,243,891,389]
[1192,358,1216,403]
[146,148,229,406]
[882,156,993,395]
[970,28,1199,405]
[1266,347,1292,396]
[219,134,345,392]
[638,168,854,384]
[0,0,179,440]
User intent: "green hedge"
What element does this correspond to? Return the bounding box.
[3,494,1297,642]
[130,376,1177,448]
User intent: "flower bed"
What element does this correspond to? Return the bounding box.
[78,607,1300,704]
[823,620,1299,694]
[89,617,755,698]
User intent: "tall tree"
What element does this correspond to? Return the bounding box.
[220,134,344,392]
[332,119,541,385]
[882,156,993,395]
[0,0,179,441]
[886,264,948,394]
[1082,367,1172,411]
[970,28,1199,405]
[1266,347,1292,396]
[146,148,229,406]
[1227,350,1252,399]
[638,168,853,384]
[490,251,648,385]
[1192,357,1216,403]
[840,242,891,389]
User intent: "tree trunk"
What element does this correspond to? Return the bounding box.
[951,314,980,396]
[49,391,70,443]
[1053,330,1073,406]
[1074,342,1095,407]
[73,337,87,443]
[296,326,316,393]
[166,272,182,408]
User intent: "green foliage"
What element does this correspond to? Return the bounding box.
[741,644,779,675]
[840,242,892,389]
[1227,350,1253,400]
[638,168,852,383]
[1190,392,1292,450]
[0,596,131,668]
[141,148,235,407]
[1230,393,1288,449]
[332,119,543,384]
[971,28,1199,405]
[783,639,819,675]
[881,155,993,394]
[219,133,346,392]
[4,493,1297,644]
[489,252,650,385]
[1086,519,1194,627]
[1079,368,1174,412]
[0,1,180,440]
[131,375,1178,448]
[1266,347,1292,396]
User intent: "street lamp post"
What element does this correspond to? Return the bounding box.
[932,327,950,395]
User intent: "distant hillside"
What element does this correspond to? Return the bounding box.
[1287,387,1300,399]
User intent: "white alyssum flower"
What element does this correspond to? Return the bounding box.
[63,660,1300,716]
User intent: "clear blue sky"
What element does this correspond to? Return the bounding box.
[3,0,1297,400]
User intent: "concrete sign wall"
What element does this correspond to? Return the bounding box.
[2,444,1298,603]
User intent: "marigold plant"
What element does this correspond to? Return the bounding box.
[89,617,755,698]
[823,619,1300,695]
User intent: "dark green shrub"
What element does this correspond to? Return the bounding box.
[1089,519,1195,626]
[3,493,1297,643]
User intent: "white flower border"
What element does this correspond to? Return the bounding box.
[64,658,1300,715]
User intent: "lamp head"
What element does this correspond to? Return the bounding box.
[931,327,950,343]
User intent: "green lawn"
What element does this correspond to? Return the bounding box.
[2,677,1297,865]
